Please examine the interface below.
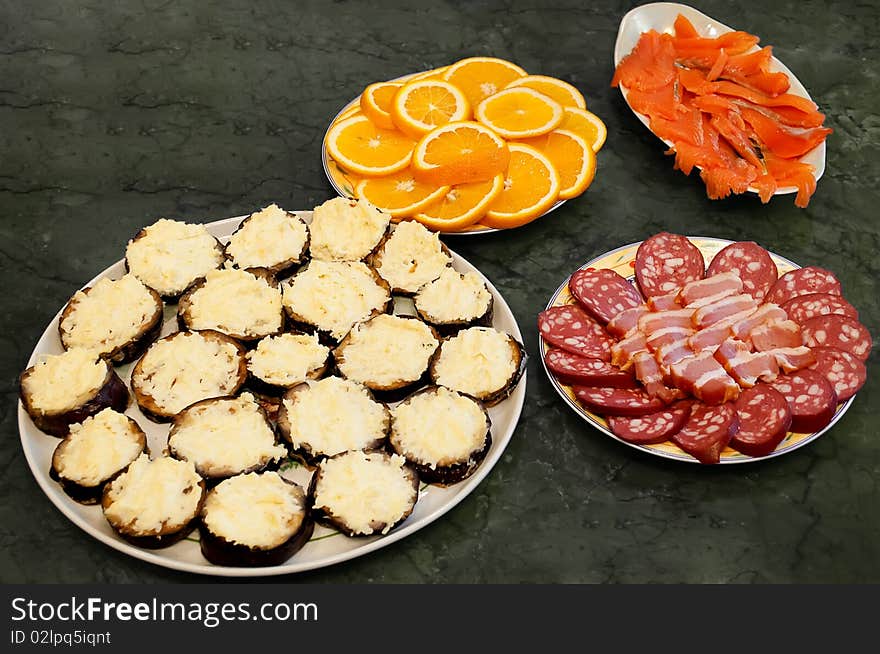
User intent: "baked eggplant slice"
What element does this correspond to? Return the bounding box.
[131,330,247,422]
[50,408,147,504]
[413,268,494,334]
[429,327,526,407]
[102,454,206,549]
[246,332,331,395]
[58,274,164,365]
[177,267,284,342]
[276,377,390,466]
[224,204,309,277]
[282,260,392,343]
[198,471,313,567]
[389,386,492,486]
[125,218,224,301]
[167,393,288,482]
[19,348,130,437]
[308,197,390,262]
[308,450,419,537]
[369,220,453,295]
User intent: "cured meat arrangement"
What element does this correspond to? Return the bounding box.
[539,232,871,464]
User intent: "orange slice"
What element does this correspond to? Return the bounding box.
[413,174,504,231]
[337,103,363,121]
[325,115,416,177]
[405,66,450,82]
[355,172,450,220]
[412,121,510,186]
[442,56,527,107]
[505,74,587,109]
[360,82,402,130]
[558,107,607,153]
[475,87,564,139]
[521,129,596,200]
[390,79,471,137]
[483,143,561,228]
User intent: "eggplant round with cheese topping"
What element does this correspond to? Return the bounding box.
[178,267,284,342]
[370,220,453,295]
[224,204,309,276]
[125,218,224,300]
[19,348,130,437]
[131,330,247,422]
[198,471,313,567]
[308,450,419,537]
[413,268,494,333]
[429,327,526,406]
[58,274,164,364]
[246,332,330,395]
[168,393,288,481]
[309,197,390,262]
[276,377,390,465]
[102,454,206,549]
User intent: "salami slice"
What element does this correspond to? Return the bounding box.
[800,314,872,361]
[769,369,838,433]
[781,293,858,325]
[706,241,778,302]
[569,268,643,324]
[670,402,739,464]
[731,385,792,457]
[635,232,705,299]
[544,348,637,388]
[808,346,867,402]
[538,305,613,360]
[608,401,691,445]
[573,386,666,417]
[765,266,842,306]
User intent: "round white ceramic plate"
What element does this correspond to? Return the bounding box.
[613,2,826,196]
[18,213,527,576]
[540,236,854,464]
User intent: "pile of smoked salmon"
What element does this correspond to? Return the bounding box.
[612,14,831,208]
[539,233,870,464]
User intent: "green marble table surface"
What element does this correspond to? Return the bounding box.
[2,0,877,583]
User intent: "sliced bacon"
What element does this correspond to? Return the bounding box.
[729,303,787,340]
[610,332,648,370]
[692,294,759,328]
[713,338,779,387]
[647,291,683,311]
[638,308,696,335]
[670,352,741,405]
[750,319,803,351]
[646,326,696,352]
[655,337,695,370]
[633,351,684,403]
[767,346,817,373]
[606,305,649,339]
[688,308,758,353]
[678,272,743,307]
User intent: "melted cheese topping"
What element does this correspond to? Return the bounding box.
[134,332,243,415]
[282,377,388,457]
[282,260,390,340]
[391,388,487,467]
[225,204,308,269]
[336,315,438,387]
[55,409,144,486]
[432,327,517,397]
[202,472,306,549]
[168,393,286,476]
[375,220,452,293]
[60,275,160,354]
[125,219,223,296]
[415,268,491,323]
[247,333,329,386]
[185,268,283,337]
[312,451,415,536]
[103,455,202,534]
[309,197,389,261]
[23,348,108,413]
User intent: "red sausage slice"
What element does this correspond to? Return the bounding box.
[573,386,666,417]
[608,401,692,445]
[731,385,792,457]
[706,241,778,302]
[808,346,867,402]
[569,268,643,324]
[769,369,838,433]
[635,232,705,299]
[671,402,739,464]
[766,266,842,306]
[781,293,858,325]
[538,305,614,360]
[544,348,637,388]
[800,314,872,361]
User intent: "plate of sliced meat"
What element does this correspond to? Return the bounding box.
[538,232,871,464]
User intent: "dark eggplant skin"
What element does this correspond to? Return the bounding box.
[223,209,310,278]
[19,363,130,437]
[368,233,454,296]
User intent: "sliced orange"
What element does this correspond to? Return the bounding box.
[325,114,416,177]
[355,172,450,220]
[475,87,564,139]
[412,121,510,186]
[404,66,450,82]
[413,174,504,231]
[521,129,596,200]
[505,74,587,109]
[390,79,471,137]
[558,107,607,153]
[483,143,561,228]
[442,56,527,107]
[360,81,402,130]
[337,103,363,121]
